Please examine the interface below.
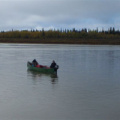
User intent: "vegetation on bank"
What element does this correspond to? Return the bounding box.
[0,27,120,44]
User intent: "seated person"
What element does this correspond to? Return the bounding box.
[32,59,38,67]
[50,60,56,68]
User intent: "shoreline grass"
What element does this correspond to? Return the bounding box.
[0,38,120,45]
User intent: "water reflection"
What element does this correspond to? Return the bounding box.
[27,70,58,84]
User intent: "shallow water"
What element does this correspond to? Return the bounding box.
[0,44,120,120]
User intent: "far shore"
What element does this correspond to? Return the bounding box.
[0,28,120,45]
[0,38,120,45]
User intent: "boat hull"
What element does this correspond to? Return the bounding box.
[27,62,55,74]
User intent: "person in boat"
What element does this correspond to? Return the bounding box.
[50,60,59,73]
[32,59,38,67]
[50,60,56,68]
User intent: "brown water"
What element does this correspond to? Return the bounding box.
[0,44,119,120]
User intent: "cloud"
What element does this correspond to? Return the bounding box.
[0,0,120,31]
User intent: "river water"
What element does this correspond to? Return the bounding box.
[0,44,120,120]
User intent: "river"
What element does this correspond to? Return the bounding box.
[0,44,120,120]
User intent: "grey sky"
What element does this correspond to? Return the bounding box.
[0,0,120,31]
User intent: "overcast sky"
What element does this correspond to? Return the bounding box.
[0,0,120,31]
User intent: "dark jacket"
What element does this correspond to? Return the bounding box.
[50,62,56,68]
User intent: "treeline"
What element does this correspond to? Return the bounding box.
[0,27,120,44]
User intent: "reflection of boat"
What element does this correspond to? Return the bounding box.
[27,69,58,84]
[27,61,58,74]
[27,69,58,78]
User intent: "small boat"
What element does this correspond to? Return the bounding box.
[27,61,58,74]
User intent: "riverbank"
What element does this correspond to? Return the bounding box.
[0,38,120,45]
[0,28,120,45]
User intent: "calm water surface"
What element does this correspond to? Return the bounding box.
[0,44,120,120]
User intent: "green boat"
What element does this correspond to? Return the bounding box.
[27,61,58,74]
